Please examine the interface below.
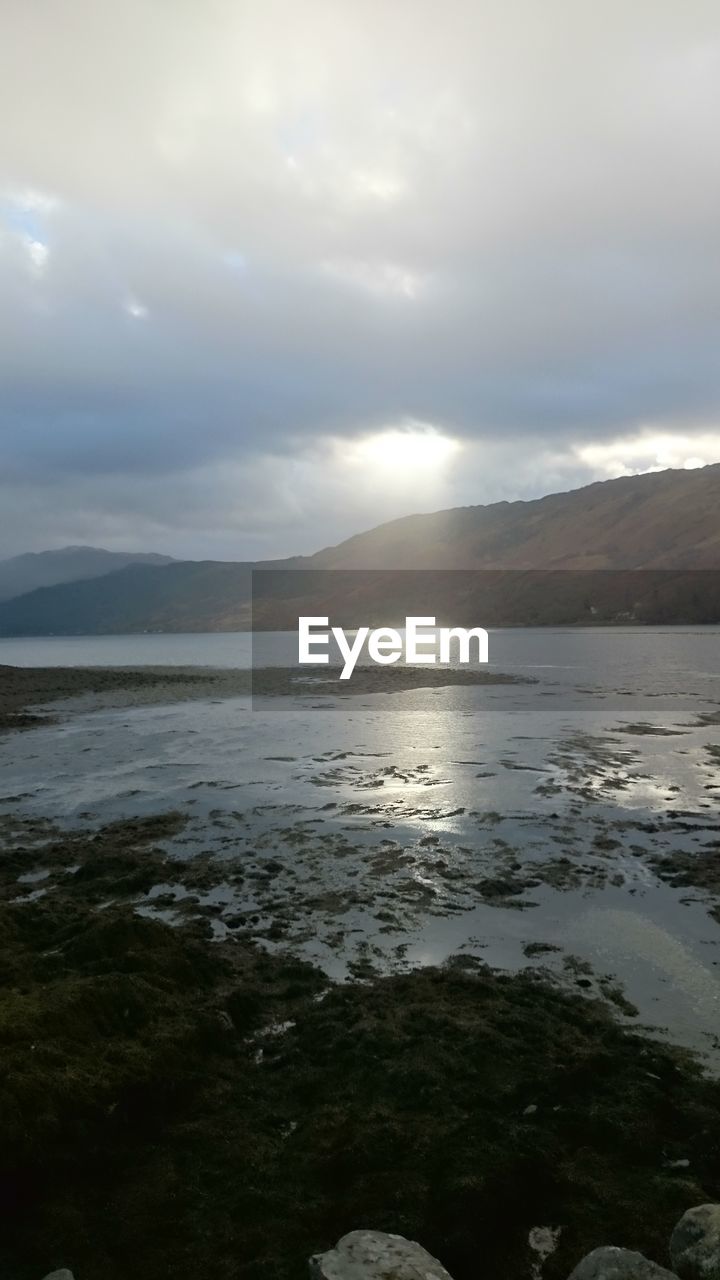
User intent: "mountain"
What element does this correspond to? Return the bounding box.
[0,546,175,602]
[309,464,720,571]
[0,465,718,635]
[0,560,256,635]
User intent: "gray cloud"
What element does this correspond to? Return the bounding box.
[1,0,720,557]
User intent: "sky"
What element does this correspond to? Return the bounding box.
[1,0,720,561]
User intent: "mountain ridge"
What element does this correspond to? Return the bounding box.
[0,465,718,634]
[307,464,720,571]
[0,546,175,603]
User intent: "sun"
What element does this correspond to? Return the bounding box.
[345,424,461,482]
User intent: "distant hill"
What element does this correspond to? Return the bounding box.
[0,546,175,602]
[0,560,256,635]
[0,466,718,634]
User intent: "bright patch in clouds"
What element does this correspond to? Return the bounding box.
[343,424,461,487]
[26,238,48,274]
[575,432,720,478]
[2,2,720,558]
[7,187,60,215]
[124,297,149,319]
[1,186,56,277]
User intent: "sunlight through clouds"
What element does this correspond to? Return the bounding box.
[575,432,720,478]
[2,1,720,555]
[341,423,461,490]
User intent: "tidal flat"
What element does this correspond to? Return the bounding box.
[1,637,719,1279]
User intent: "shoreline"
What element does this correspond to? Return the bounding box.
[1,657,719,1277]
[0,662,533,732]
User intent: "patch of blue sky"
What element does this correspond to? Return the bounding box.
[0,196,48,247]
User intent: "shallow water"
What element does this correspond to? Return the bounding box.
[1,623,719,685]
[1,627,719,1060]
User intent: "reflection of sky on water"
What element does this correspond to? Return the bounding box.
[0,627,718,1059]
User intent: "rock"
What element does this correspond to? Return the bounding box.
[671,1204,720,1280]
[42,1272,75,1280]
[568,1246,679,1280]
[308,1229,454,1278]
[529,1225,562,1277]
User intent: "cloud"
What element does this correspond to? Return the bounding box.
[0,0,719,556]
[575,430,720,476]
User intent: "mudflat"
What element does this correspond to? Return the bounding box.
[0,662,532,730]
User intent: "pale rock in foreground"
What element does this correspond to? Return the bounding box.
[308,1229,454,1278]
[42,1272,75,1280]
[671,1205,720,1280]
[568,1246,680,1280]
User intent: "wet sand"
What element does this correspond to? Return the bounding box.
[0,664,225,730]
[0,662,531,730]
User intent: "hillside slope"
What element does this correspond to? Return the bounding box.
[309,465,720,570]
[0,561,255,635]
[0,466,718,634]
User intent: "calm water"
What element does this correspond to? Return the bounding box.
[2,627,719,1059]
[1,625,719,690]
[0,631,257,668]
